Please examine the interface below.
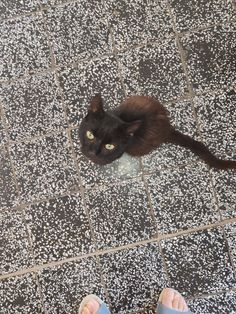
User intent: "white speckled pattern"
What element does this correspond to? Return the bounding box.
[45,0,111,65]
[85,179,155,249]
[0,273,42,313]
[0,14,51,81]
[161,227,236,297]
[0,0,236,313]
[1,73,67,141]
[118,39,188,101]
[146,163,219,234]
[9,132,79,203]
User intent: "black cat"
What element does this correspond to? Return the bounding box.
[79,94,236,169]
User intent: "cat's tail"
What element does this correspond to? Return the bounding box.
[168,128,236,170]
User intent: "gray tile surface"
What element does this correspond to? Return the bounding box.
[0,273,42,313]
[10,132,79,203]
[0,209,33,275]
[1,73,67,141]
[85,179,155,249]
[1,1,236,313]
[194,89,236,159]
[0,114,7,146]
[39,258,105,314]
[188,291,236,314]
[25,193,94,264]
[0,149,18,210]
[211,169,236,219]
[181,23,236,92]
[224,222,236,267]
[100,243,167,313]
[161,227,236,297]
[118,39,188,101]
[0,0,39,20]
[169,0,236,32]
[146,164,219,234]
[45,0,111,65]
[104,0,173,50]
[0,13,51,81]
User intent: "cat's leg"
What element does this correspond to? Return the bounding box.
[157,288,191,314]
[78,295,110,314]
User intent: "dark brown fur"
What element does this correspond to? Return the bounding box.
[79,94,236,169]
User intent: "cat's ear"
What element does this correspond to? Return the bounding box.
[88,94,104,116]
[126,120,142,135]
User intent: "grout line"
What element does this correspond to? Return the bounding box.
[0,158,224,213]
[1,216,236,281]
[177,19,236,37]
[0,8,42,23]
[107,23,127,97]
[41,2,114,310]
[142,171,171,286]
[0,68,54,86]
[187,287,236,302]
[222,225,236,279]
[0,99,48,313]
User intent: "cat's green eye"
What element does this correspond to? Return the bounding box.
[105,144,115,150]
[86,130,94,140]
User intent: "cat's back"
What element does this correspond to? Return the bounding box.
[115,95,168,121]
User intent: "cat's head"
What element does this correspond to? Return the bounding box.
[78,94,140,165]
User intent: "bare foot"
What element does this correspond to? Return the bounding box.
[81,298,100,314]
[159,288,189,312]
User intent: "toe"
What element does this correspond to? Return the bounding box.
[172,293,180,310]
[81,299,100,314]
[159,288,175,308]
[81,306,91,314]
[159,288,189,312]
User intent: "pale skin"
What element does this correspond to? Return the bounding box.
[81,288,189,313]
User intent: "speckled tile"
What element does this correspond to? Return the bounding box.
[118,39,188,102]
[0,0,39,20]
[161,227,236,297]
[181,23,236,92]
[39,258,105,314]
[25,193,94,264]
[0,73,67,141]
[45,0,111,65]
[194,89,236,159]
[100,243,167,313]
[142,100,199,172]
[85,179,155,250]
[40,0,65,6]
[146,163,219,234]
[10,132,79,203]
[211,169,236,219]
[0,209,33,275]
[224,222,236,267]
[71,128,141,187]
[169,0,236,32]
[59,56,124,126]
[0,114,7,146]
[0,13,51,81]
[0,273,42,313]
[0,149,18,210]
[104,0,173,50]
[188,291,236,314]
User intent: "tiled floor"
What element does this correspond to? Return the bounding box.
[0,0,236,313]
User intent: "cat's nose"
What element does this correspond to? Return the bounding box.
[88,147,101,156]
